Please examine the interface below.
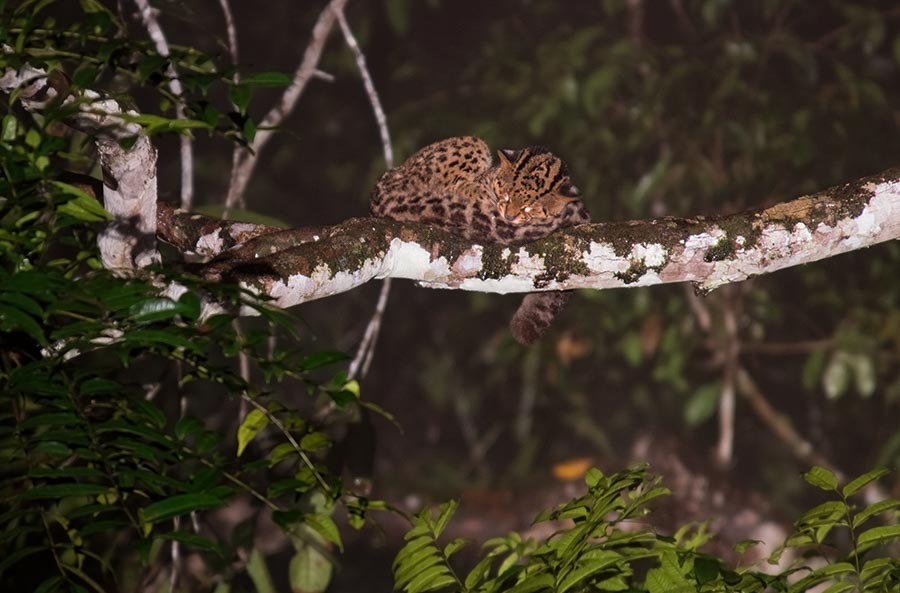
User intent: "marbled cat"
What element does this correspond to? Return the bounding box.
[371,136,589,344]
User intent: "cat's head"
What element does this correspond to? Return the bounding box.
[492,147,582,223]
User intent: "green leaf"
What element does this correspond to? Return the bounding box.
[433,500,458,539]
[22,483,108,499]
[2,114,17,141]
[684,383,721,426]
[733,539,761,555]
[0,291,43,317]
[860,557,895,581]
[130,114,211,134]
[856,524,900,551]
[820,582,858,593]
[395,549,443,590]
[289,539,333,593]
[246,547,277,593]
[142,492,229,523]
[693,557,721,585]
[443,537,468,559]
[51,181,112,222]
[798,500,848,526]
[236,409,269,456]
[229,84,251,112]
[156,531,222,555]
[645,552,693,593]
[29,466,105,481]
[803,466,838,491]
[300,431,330,452]
[842,467,889,497]
[124,329,202,352]
[21,412,79,428]
[268,442,296,467]
[558,552,622,593]
[79,377,120,395]
[129,297,191,323]
[175,416,203,440]
[299,351,350,371]
[305,513,343,552]
[505,574,554,593]
[823,351,850,400]
[464,555,495,590]
[33,440,74,458]
[786,562,856,593]
[405,564,455,593]
[854,497,900,527]
[393,536,434,571]
[0,303,46,345]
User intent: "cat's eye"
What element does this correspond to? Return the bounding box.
[524,206,532,213]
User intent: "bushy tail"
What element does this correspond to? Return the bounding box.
[510,291,571,345]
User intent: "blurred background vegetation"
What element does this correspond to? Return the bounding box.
[3,0,900,591]
[207,0,900,584]
[250,0,900,505]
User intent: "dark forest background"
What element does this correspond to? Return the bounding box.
[3,1,900,592]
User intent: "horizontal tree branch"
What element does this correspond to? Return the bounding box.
[157,167,900,309]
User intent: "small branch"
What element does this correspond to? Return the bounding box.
[715,290,739,468]
[217,0,239,70]
[736,367,839,477]
[334,4,395,379]
[225,0,348,209]
[241,396,332,494]
[334,6,393,169]
[347,278,391,380]
[216,0,245,217]
[132,0,194,209]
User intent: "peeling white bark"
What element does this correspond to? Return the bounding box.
[229,172,900,310]
[0,60,159,272]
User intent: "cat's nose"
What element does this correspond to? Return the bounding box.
[503,212,519,222]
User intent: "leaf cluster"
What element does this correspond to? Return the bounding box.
[393,465,900,593]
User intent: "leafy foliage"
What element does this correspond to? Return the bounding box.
[0,3,382,592]
[393,465,900,593]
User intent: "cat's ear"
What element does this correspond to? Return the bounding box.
[544,183,581,215]
[497,149,520,167]
[559,182,581,198]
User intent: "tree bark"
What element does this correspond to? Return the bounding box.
[157,167,900,310]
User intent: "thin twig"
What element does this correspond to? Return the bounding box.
[233,319,250,421]
[715,290,739,467]
[216,0,238,70]
[168,516,180,593]
[352,277,392,379]
[225,0,348,209]
[736,367,840,477]
[216,0,245,217]
[132,0,194,208]
[334,7,393,169]
[242,395,332,494]
[334,4,395,380]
